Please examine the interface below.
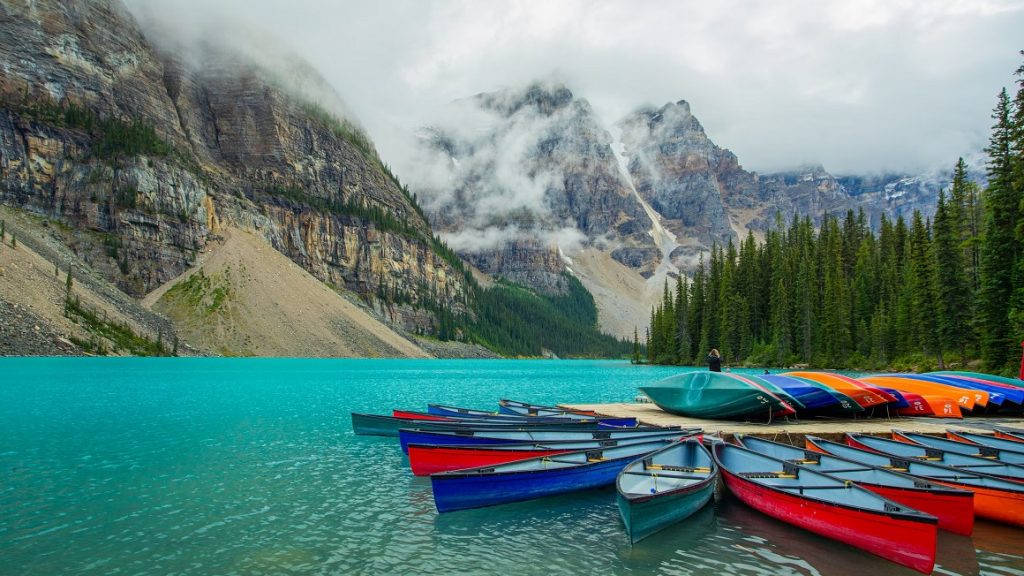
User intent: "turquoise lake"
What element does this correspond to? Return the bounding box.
[1,358,1022,575]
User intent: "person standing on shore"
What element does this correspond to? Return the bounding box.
[706,349,722,372]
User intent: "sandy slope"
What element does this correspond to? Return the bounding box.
[0,229,147,354]
[567,247,658,340]
[149,228,430,358]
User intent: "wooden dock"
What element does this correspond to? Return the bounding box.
[561,402,1024,444]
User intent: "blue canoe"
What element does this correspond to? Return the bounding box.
[616,438,717,544]
[498,399,599,419]
[431,439,677,513]
[759,375,848,412]
[426,404,637,427]
[398,426,691,454]
[352,413,637,437]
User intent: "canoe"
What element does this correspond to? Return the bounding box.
[762,374,863,414]
[931,371,1024,389]
[914,396,961,419]
[398,426,694,454]
[845,432,1024,482]
[732,375,807,411]
[994,427,1024,442]
[616,438,718,544]
[639,372,796,420]
[874,387,911,409]
[759,375,849,412]
[351,412,637,437]
[859,375,984,411]
[499,399,598,417]
[783,371,894,409]
[892,429,1024,465]
[806,434,1024,527]
[735,435,973,535]
[712,441,937,574]
[946,428,1024,451]
[430,438,676,513]
[913,374,1023,406]
[426,403,638,427]
[393,409,580,424]
[407,430,695,476]
[903,393,963,418]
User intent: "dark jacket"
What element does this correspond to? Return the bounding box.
[706,354,722,372]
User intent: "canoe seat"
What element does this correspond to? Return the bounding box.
[588,457,606,462]
[739,472,797,479]
[646,464,710,473]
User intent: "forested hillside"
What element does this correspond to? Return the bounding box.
[642,53,1024,375]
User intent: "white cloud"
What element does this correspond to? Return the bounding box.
[125,0,1024,175]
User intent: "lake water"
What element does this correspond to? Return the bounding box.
[1,358,1022,575]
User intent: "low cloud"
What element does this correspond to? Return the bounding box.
[125,1,1024,174]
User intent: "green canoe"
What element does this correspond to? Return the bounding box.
[639,372,796,419]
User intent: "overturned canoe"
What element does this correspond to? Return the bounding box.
[783,371,893,409]
[860,375,984,412]
[616,438,717,544]
[911,374,1022,406]
[407,430,694,476]
[736,434,973,535]
[806,435,1024,528]
[713,441,938,574]
[758,374,852,413]
[640,372,795,420]
[430,438,676,513]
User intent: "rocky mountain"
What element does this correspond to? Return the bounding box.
[0,0,470,352]
[408,89,978,338]
[411,82,659,294]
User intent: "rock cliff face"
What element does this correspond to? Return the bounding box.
[0,0,468,335]
[619,100,750,250]
[412,82,658,293]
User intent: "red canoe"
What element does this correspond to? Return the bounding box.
[713,442,937,574]
[806,434,1024,528]
[736,435,974,535]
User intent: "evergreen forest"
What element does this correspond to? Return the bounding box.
[641,54,1024,375]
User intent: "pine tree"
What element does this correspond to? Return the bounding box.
[1008,52,1024,356]
[632,327,640,364]
[674,275,691,364]
[933,189,971,364]
[978,88,1017,370]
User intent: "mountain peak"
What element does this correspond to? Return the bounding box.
[474,81,575,117]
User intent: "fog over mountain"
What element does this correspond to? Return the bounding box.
[125,0,1024,176]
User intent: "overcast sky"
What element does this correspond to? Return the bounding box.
[127,0,1024,175]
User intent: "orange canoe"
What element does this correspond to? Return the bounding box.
[894,394,963,418]
[783,372,892,409]
[859,375,984,412]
